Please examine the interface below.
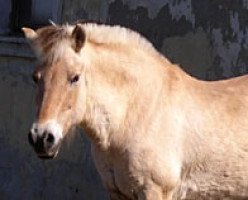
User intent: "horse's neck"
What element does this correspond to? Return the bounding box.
[82,48,170,150]
[83,79,158,150]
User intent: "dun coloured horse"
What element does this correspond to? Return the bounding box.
[23,23,248,200]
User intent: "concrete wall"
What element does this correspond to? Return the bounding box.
[0,0,248,200]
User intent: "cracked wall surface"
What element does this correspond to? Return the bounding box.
[0,1,248,200]
[62,0,248,80]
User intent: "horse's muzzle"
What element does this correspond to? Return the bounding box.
[28,129,61,159]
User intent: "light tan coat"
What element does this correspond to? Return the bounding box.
[23,23,248,200]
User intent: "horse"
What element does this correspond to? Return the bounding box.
[23,22,248,200]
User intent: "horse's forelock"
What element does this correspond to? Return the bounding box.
[34,25,71,63]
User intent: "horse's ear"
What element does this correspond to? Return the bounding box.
[22,27,38,41]
[71,24,86,53]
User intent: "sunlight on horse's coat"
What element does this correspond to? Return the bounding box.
[23,22,248,199]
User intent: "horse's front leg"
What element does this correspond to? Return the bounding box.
[109,192,121,200]
[137,184,174,200]
[109,190,131,200]
[91,145,132,200]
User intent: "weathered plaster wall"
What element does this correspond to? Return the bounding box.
[1,1,248,200]
[62,0,248,80]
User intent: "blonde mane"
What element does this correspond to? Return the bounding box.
[33,23,160,63]
[82,23,156,54]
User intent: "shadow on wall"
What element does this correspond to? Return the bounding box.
[106,0,248,80]
[61,0,248,80]
[108,1,193,49]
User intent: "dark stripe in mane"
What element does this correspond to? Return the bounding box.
[33,25,70,62]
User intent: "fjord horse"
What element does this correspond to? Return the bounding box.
[23,23,248,200]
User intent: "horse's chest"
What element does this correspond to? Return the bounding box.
[93,151,160,199]
[91,146,142,199]
[106,162,144,199]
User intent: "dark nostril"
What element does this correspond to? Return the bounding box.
[34,128,38,133]
[28,131,34,146]
[46,133,55,144]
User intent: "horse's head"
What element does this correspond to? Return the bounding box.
[23,25,87,159]
[23,23,163,158]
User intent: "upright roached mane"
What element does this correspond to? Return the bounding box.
[24,22,248,200]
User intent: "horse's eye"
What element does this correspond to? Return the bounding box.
[70,75,80,84]
[32,73,40,84]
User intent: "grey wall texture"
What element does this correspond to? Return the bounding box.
[0,0,248,200]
